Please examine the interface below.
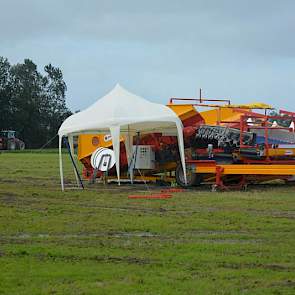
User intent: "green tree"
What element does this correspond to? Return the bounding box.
[9,59,46,147]
[0,57,71,148]
[43,63,71,146]
[0,57,13,129]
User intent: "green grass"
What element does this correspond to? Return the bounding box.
[0,152,294,294]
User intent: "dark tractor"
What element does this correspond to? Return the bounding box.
[0,130,25,150]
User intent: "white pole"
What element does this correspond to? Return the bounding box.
[110,126,121,185]
[59,135,65,191]
[176,122,187,185]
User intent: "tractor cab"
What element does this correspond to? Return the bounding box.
[0,130,16,139]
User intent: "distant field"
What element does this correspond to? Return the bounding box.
[0,152,294,294]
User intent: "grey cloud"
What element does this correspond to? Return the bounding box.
[1,0,295,111]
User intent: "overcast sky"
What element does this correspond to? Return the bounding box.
[1,0,295,112]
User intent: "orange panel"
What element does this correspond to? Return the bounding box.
[199,107,244,125]
[167,104,198,121]
[77,134,124,160]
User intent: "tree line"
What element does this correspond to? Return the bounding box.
[0,57,72,148]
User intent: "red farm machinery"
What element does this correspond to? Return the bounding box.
[0,130,25,151]
[77,97,295,190]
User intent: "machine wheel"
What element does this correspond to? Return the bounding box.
[7,140,16,150]
[18,141,25,150]
[175,164,202,187]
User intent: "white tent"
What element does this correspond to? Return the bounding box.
[58,84,187,190]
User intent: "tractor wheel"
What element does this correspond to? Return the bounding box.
[7,140,16,150]
[175,164,202,187]
[18,141,25,150]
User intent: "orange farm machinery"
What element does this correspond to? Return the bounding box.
[77,97,295,190]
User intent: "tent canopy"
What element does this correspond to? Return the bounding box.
[59,84,181,136]
[58,84,186,190]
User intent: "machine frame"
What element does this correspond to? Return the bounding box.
[77,97,295,190]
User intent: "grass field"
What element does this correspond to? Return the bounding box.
[0,151,294,294]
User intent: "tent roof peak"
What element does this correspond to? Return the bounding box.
[58,84,182,137]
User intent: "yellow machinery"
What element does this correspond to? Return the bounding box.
[78,103,244,160]
[77,97,295,190]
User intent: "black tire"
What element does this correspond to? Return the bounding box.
[175,164,202,187]
[7,140,16,150]
[18,141,25,150]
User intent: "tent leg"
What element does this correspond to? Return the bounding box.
[65,137,84,189]
[110,126,121,185]
[176,123,187,185]
[59,136,64,191]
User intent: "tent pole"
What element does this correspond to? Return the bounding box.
[65,137,84,189]
[110,126,121,185]
[59,136,64,191]
[176,123,187,185]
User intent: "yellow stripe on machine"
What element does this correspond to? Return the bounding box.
[195,164,295,175]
